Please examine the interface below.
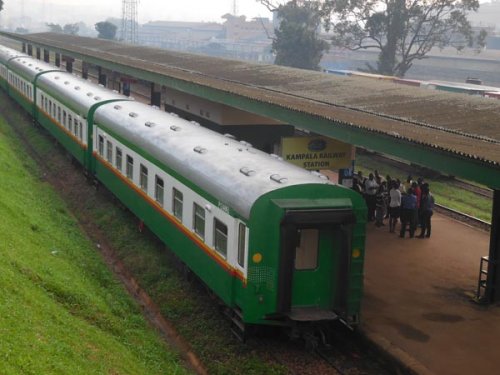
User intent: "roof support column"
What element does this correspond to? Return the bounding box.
[36,47,41,60]
[150,83,161,107]
[81,61,89,79]
[64,56,74,73]
[486,189,500,302]
[98,66,107,87]
[43,49,50,63]
[27,44,32,56]
[55,53,60,67]
[22,42,26,53]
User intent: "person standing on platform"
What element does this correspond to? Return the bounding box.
[389,180,402,233]
[400,188,417,238]
[419,184,435,238]
[375,181,387,227]
[364,173,378,222]
[412,181,422,227]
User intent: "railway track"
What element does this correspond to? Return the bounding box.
[435,204,491,231]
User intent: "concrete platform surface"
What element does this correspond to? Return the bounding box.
[362,212,500,375]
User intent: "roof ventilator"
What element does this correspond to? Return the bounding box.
[74,86,81,90]
[193,146,207,154]
[240,140,252,147]
[145,121,156,128]
[64,81,70,85]
[94,96,101,101]
[239,167,256,177]
[113,104,122,110]
[224,133,236,140]
[270,174,288,184]
[87,92,93,97]
[190,120,201,127]
[129,112,138,118]
[54,76,60,80]
[170,125,181,132]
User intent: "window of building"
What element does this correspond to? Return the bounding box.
[140,164,148,191]
[126,155,134,179]
[238,223,246,267]
[155,176,164,206]
[116,147,122,171]
[98,135,104,155]
[173,188,183,221]
[214,219,228,257]
[295,229,319,270]
[193,203,205,239]
[106,141,113,163]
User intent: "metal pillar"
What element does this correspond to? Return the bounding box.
[36,47,41,60]
[123,81,131,97]
[27,44,33,56]
[55,53,61,67]
[65,58,73,73]
[43,49,50,63]
[98,67,107,87]
[151,83,161,107]
[485,189,500,302]
[22,42,26,53]
[81,62,89,79]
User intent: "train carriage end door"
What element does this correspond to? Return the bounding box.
[277,209,355,321]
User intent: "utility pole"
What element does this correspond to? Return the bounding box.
[232,0,238,16]
[121,0,139,44]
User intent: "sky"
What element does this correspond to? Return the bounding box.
[1,0,275,26]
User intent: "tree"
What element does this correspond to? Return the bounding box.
[259,1,329,70]
[63,23,79,35]
[0,1,3,12]
[95,21,117,40]
[47,23,63,33]
[322,0,487,77]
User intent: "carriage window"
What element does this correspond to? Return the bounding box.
[126,155,134,179]
[295,229,319,270]
[68,114,72,131]
[115,147,123,171]
[79,121,83,140]
[214,219,228,257]
[155,176,164,206]
[140,164,148,191]
[63,110,67,127]
[106,141,113,163]
[193,203,205,239]
[98,135,104,155]
[57,107,61,123]
[238,223,246,267]
[173,188,183,221]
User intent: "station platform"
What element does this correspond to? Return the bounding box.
[361,212,499,374]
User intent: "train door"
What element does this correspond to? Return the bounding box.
[278,209,355,321]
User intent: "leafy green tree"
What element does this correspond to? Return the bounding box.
[95,21,117,40]
[260,0,329,70]
[322,0,487,77]
[47,23,63,33]
[63,23,79,35]
[0,1,3,12]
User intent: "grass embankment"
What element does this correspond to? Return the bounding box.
[1,95,286,373]
[355,153,492,222]
[0,114,188,374]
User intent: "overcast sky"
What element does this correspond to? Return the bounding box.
[1,0,275,25]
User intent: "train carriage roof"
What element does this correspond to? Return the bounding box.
[0,45,27,65]
[37,71,127,115]
[94,101,333,219]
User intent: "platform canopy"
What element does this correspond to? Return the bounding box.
[2,32,500,188]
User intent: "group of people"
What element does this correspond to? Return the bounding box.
[352,171,435,238]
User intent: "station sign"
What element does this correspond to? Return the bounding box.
[281,136,354,170]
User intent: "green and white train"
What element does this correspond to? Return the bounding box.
[0,43,366,336]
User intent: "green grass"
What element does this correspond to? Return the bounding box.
[0,114,189,374]
[0,93,286,373]
[355,153,493,222]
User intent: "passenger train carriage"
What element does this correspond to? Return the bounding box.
[0,43,366,334]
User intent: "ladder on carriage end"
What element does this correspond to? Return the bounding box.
[475,256,490,303]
